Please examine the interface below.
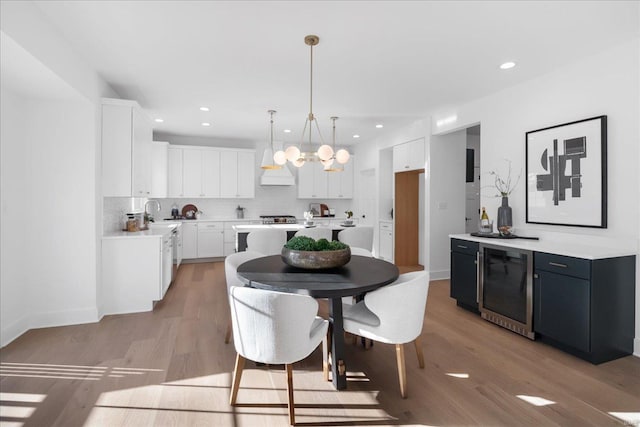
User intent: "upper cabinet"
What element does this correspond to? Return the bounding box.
[393,139,425,172]
[166,145,255,199]
[102,98,153,197]
[220,150,255,198]
[297,163,328,199]
[150,141,168,198]
[326,157,354,199]
[167,147,184,197]
[183,147,220,198]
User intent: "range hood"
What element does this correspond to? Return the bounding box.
[260,164,295,186]
[259,141,295,186]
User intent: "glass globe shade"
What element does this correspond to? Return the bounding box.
[285,146,301,162]
[335,149,350,164]
[293,158,305,168]
[317,144,334,161]
[273,150,287,165]
[321,157,334,167]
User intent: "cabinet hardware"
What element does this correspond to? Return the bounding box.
[549,262,568,268]
[457,245,468,249]
[534,273,539,279]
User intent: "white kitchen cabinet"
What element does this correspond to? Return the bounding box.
[297,163,328,199]
[150,141,168,198]
[220,150,255,198]
[379,221,394,262]
[393,139,425,172]
[183,148,221,198]
[182,222,198,259]
[327,157,354,199]
[101,98,153,197]
[197,222,224,257]
[102,236,163,314]
[168,147,184,197]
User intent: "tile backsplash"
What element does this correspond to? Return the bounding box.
[103,187,355,233]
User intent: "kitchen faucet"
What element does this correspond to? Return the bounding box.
[144,200,161,223]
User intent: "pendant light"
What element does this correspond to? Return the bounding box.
[260,110,282,170]
[273,35,350,169]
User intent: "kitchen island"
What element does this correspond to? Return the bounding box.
[233,223,355,252]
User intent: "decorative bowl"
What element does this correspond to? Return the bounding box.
[281,247,351,270]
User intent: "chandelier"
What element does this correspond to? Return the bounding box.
[273,35,350,170]
[260,110,282,170]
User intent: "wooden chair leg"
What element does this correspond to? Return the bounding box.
[229,353,245,405]
[224,320,232,344]
[395,344,407,398]
[414,337,425,369]
[322,333,329,382]
[285,364,295,425]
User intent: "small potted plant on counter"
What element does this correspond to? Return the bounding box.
[344,210,354,226]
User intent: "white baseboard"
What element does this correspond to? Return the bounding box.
[1,314,31,348]
[429,269,450,281]
[1,306,100,348]
[634,338,640,358]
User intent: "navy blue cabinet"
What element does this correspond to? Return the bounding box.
[534,252,635,364]
[450,239,479,312]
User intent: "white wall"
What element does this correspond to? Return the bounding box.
[375,38,640,354]
[429,129,467,279]
[1,2,117,346]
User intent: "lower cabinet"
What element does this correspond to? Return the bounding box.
[378,221,393,261]
[450,238,479,312]
[182,222,198,259]
[102,236,163,314]
[533,252,635,363]
[197,222,224,257]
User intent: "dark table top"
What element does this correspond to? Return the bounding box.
[236,255,400,298]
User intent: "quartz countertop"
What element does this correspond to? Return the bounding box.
[450,233,637,260]
[233,223,355,232]
[103,223,178,239]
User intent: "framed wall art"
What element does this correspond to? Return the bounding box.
[525,115,607,228]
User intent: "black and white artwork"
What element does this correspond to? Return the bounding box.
[526,116,607,228]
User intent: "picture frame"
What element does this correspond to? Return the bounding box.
[525,115,607,228]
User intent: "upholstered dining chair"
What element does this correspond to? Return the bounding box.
[349,247,373,257]
[228,286,329,425]
[342,271,429,398]
[246,229,287,255]
[223,250,264,343]
[338,226,374,252]
[294,227,333,241]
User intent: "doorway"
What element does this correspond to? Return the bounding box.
[465,125,481,233]
[394,169,425,267]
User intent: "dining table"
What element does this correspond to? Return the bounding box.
[236,254,399,390]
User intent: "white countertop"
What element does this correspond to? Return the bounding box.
[450,233,636,260]
[103,223,178,239]
[233,223,354,232]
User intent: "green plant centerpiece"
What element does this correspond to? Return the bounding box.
[282,236,351,269]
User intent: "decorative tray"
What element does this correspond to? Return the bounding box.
[340,223,356,227]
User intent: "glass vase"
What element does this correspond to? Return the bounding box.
[497,196,513,236]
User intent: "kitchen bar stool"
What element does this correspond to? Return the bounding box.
[246,229,287,255]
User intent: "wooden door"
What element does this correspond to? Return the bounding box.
[394,169,423,266]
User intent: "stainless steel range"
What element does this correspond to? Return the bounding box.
[260,215,297,224]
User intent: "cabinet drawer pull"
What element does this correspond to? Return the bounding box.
[457,245,468,249]
[549,262,568,268]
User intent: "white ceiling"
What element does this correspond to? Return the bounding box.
[32,1,639,146]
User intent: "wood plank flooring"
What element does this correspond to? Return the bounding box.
[1,261,639,426]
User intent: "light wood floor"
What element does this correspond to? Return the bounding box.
[1,262,639,426]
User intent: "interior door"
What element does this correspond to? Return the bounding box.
[394,169,423,266]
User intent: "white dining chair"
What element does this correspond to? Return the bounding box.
[338,226,374,252]
[246,229,287,255]
[349,247,373,257]
[342,271,429,398]
[295,227,333,241]
[223,250,264,343]
[228,286,329,425]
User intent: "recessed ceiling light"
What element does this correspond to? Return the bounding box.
[375,124,383,128]
[201,122,211,127]
[353,134,360,139]
[283,129,291,133]
[500,61,516,70]
[199,106,210,111]
[154,118,164,123]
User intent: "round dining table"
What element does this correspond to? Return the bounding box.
[236,254,399,390]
